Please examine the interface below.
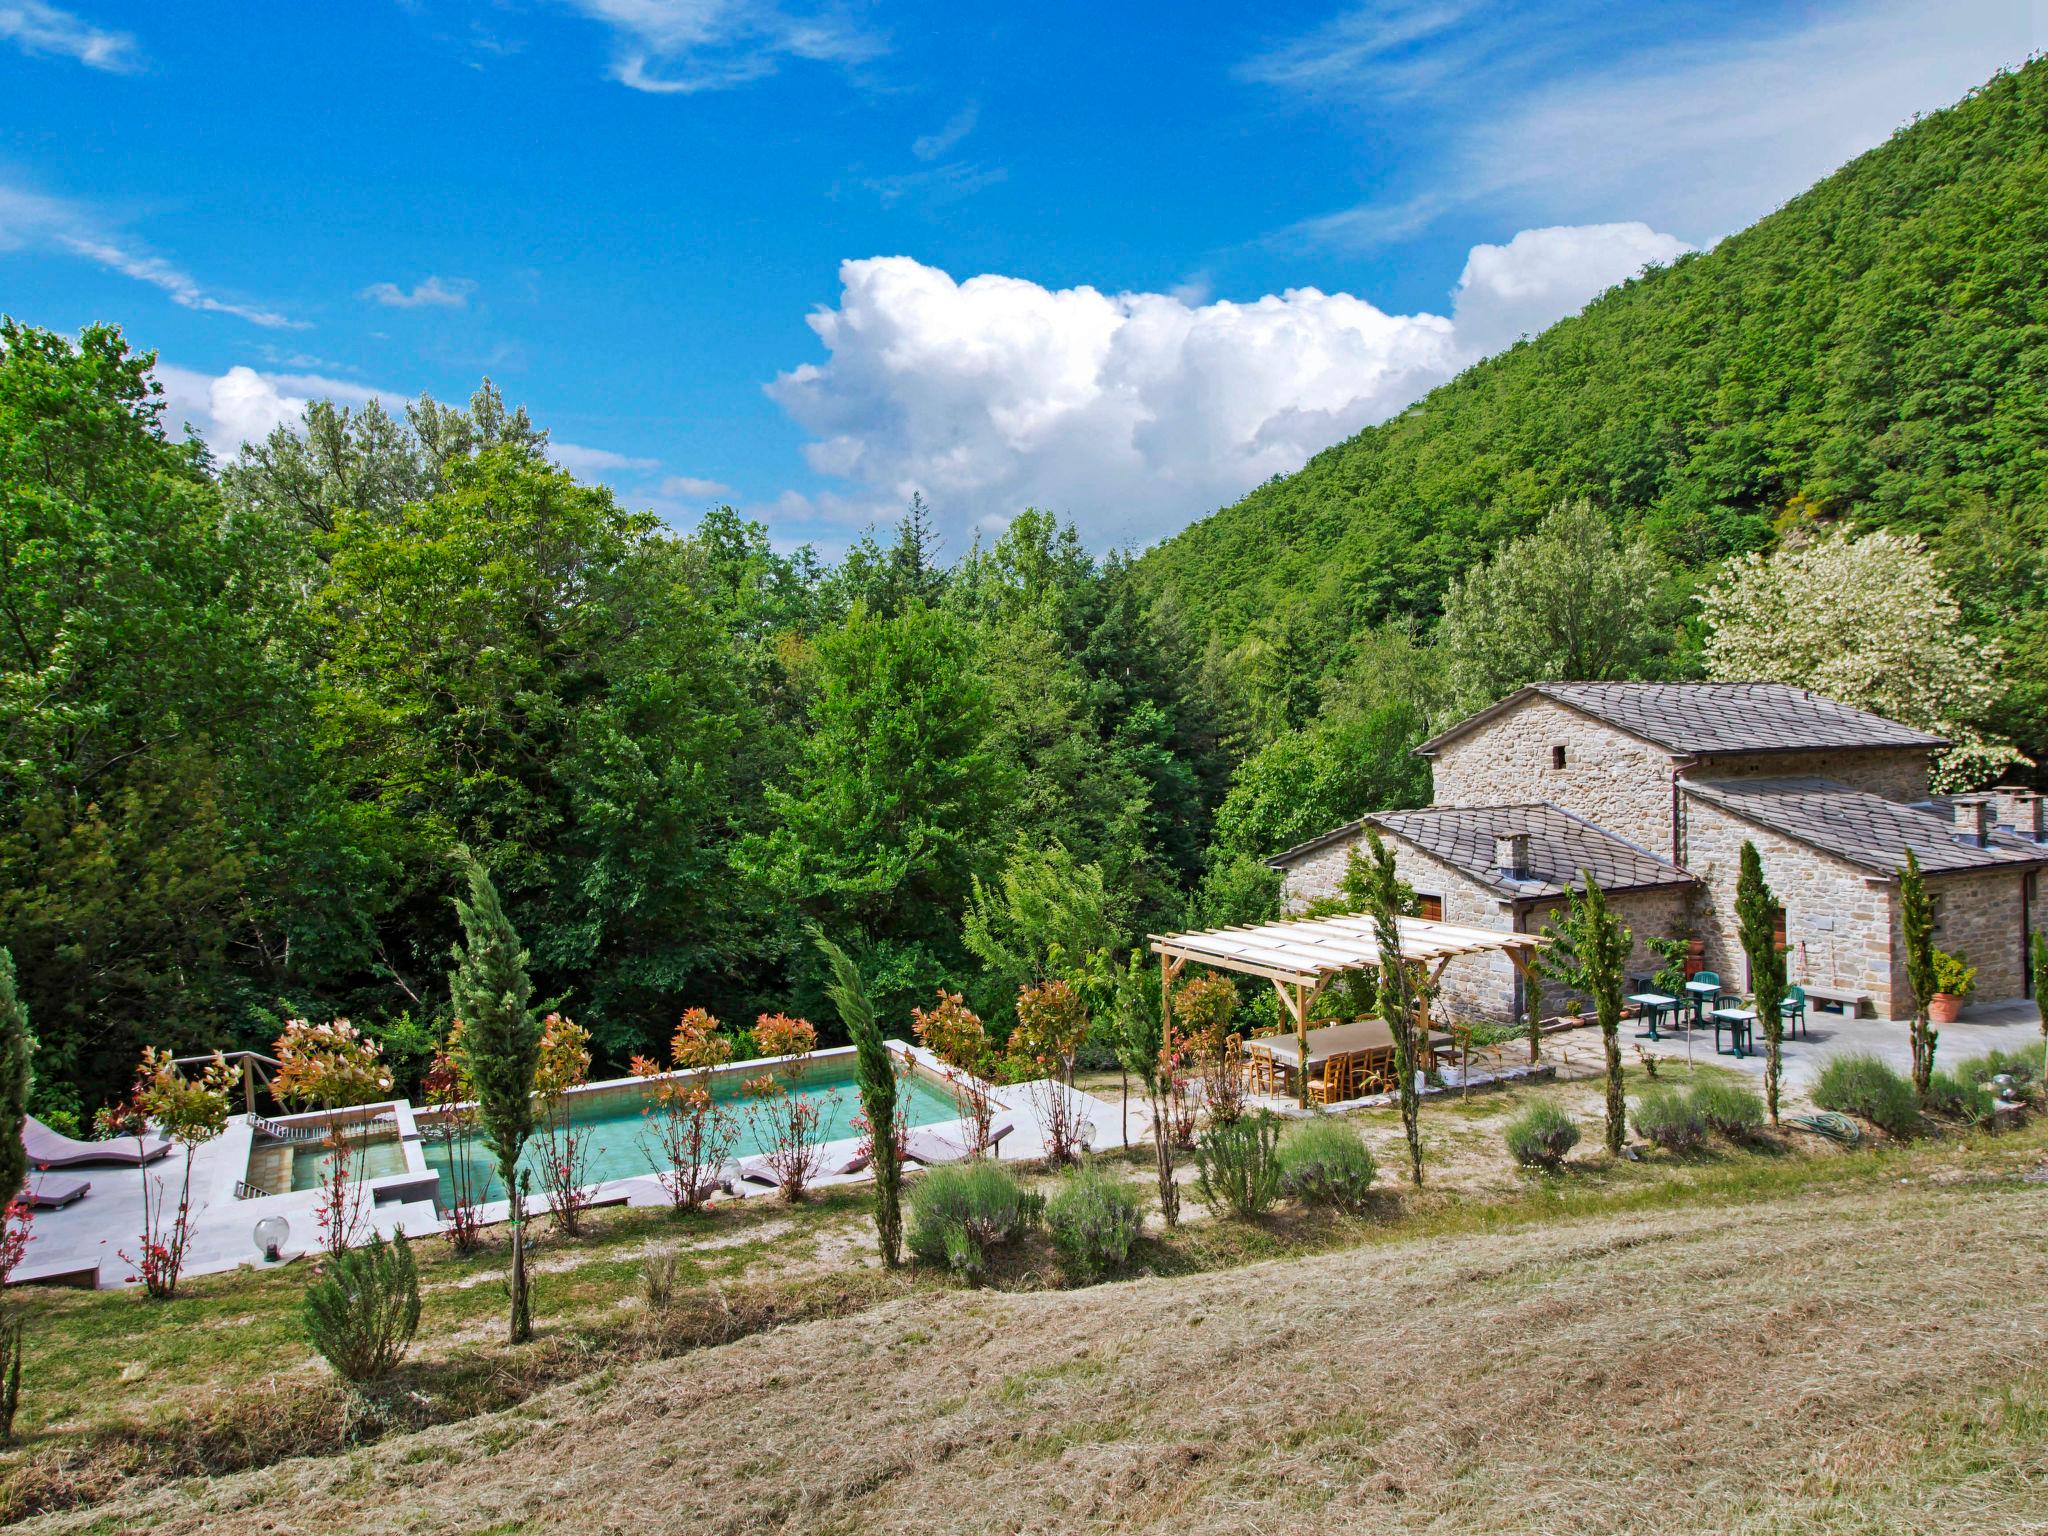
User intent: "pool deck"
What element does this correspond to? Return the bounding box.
[12,1043,1121,1291]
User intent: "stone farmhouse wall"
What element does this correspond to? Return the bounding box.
[1518,886,1696,1017]
[1428,696,1679,858]
[1690,748,1932,801]
[1679,791,1900,1012]
[1909,867,2046,1007]
[1280,830,1690,1023]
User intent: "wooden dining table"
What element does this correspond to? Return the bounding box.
[1249,1019,1455,1079]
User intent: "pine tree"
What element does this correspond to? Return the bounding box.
[1899,849,1938,1099]
[1359,831,1425,1185]
[1561,874,1631,1156]
[814,929,901,1267]
[448,849,542,1344]
[1735,842,1788,1125]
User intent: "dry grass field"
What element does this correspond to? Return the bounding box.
[13,1099,2048,1536]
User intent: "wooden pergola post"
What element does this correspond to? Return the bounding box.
[1506,947,1541,1064]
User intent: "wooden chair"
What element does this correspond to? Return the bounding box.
[1352,1048,1393,1097]
[1307,1054,1351,1106]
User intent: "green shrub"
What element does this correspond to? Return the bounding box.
[1690,1079,1766,1138]
[1277,1118,1377,1211]
[1194,1111,1283,1219]
[907,1162,1041,1283]
[302,1231,422,1384]
[1504,1102,1580,1169]
[1924,1069,1998,1127]
[1812,1053,1920,1138]
[1045,1164,1143,1282]
[1630,1087,1707,1153]
[1957,1043,2043,1096]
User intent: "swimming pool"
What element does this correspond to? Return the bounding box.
[416,1058,964,1210]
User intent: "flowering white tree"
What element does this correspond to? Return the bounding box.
[1699,530,2024,791]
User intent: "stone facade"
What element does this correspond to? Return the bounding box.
[1679,791,1897,1010]
[1913,867,2046,1007]
[1428,695,1680,858]
[1287,689,2046,1021]
[1690,748,1931,802]
[1279,829,1690,1023]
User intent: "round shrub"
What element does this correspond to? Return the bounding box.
[1045,1163,1143,1283]
[1504,1101,1580,1169]
[1812,1053,1920,1138]
[1689,1078,1766,1139]
[1924,1069,1998,1128]
[1630,1086,1707,1153]
[907,1161,1041,1284]
[1277,1117,1376,1211]
[1193,1111,1283,1219]
[302,1230,422,1384]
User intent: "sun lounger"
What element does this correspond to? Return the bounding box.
[903,1119,1014,1167]
[735,1145,871,1187]
[24,1115,170,1168]
[25,1171,91,1209]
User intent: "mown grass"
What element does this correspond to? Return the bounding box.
[5,1075,2041,1526]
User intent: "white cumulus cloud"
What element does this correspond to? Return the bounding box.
[767,224,1683,547]
[154,364,394,457]
[1449,222,1690,356]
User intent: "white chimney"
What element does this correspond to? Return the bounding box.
[1952,796,1994,848]
[1992,787,2046,841]
[1495,831,1531,880]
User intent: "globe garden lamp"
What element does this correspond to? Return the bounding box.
[253,1215,290,1263]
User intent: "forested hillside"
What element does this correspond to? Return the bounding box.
[1139,59,2048,725]
[8,62,2047,1124]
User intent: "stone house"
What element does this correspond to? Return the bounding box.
[1269,682,2048,1021]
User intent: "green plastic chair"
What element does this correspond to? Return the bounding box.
[1781,983,1807,1040]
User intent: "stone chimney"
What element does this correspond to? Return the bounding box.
[1495,831,1531,880]
[1992,787,2046,841]
[1952,796,1994,848]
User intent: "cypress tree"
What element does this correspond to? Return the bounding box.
[448,849,542,1344]
[1561,873,1631,1156]
[814,929,901,1267]
[1899,849,1938,1098]
[1735,842,1788,1126]
[2032,931,2047,1068]
[1359,830,1425,1186]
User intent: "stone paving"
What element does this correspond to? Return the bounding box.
[1625,995,2041,1090]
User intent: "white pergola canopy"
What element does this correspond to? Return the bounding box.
[1149,913,1544,990]
[1149,912,1548,1105]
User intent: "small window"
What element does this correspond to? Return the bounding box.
[1417,893,1444,921]
[1550,744,1567,769]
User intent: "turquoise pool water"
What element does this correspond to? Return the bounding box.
[418,1060,963,1209]
[285,1131,410,1192]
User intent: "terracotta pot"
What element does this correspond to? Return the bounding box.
[1928,992,1963,1024]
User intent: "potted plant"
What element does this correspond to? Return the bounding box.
[1928,948,1976,1024]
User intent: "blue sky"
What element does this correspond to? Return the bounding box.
[2,0,2039,554]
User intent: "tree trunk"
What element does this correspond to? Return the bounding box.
[1763,1018,1782,1126]
[508,1170,533,1344]
[874,1138,902,1267]
[1602,1019,1625,1156]
[1149,1084,1179,1230]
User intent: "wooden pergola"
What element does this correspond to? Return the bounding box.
[1149,914,1547,1105]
